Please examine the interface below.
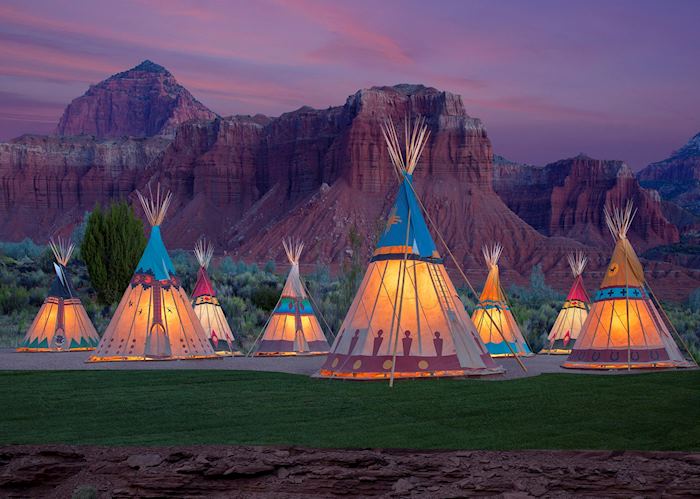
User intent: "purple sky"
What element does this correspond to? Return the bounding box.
[1,0,699,168]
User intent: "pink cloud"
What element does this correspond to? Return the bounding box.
[275,0,413,67]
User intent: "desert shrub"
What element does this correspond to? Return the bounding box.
[251,285,281,312]
[81,202,146,304]
[0,238,44,260]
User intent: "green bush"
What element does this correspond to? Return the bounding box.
[81,202,147,305]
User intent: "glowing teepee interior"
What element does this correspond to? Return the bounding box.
[317,117,504,381]
[471,243,532,357]
[192,237,240,355]
[541,251,590,354]
[563,202,694,369]
[251,239,331,356]
[18,237,100,352]
[89,186,217,362]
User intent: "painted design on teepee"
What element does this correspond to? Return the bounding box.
[317,116,503,381]
[472,243,532,357]
[88,185,217,362]
[563,202,693,369]
[252,239,330,356]
[541,251,590,354]
[18,237,100,352]
[192,237,240,355]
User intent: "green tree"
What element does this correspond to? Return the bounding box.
[81,202,147,304]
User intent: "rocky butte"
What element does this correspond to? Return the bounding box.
[0,61,698,298]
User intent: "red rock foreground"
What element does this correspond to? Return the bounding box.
[0,445,698,498]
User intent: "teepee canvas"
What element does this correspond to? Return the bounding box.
[89,187,217,362]
[252,239,330,356]
[472,243,532,357]
[192,238,239,355]
[18,238,100,352]
[541,251,590,354]
[563,203,693,369]
[317,117,503,381]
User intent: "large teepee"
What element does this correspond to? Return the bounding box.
[251,239,330,356]
[18,238,100,352]
[192,238,239,355]
[471,243,532,357]
[541,251,590,354]
[317,117,504,381]
[89,186,217,362]
[563,202,693,369]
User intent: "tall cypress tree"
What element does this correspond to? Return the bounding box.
[82,201,146,304]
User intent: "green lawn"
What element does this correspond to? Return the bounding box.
[0,370,698,451]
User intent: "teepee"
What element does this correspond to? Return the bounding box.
[541,251,590,354]
[192,238,239,355]
[316,117,504,381]
[563,202,693,369]
[252,239,330,356]
[471,243,532,357]
[18,238,100,352]
[88,186,217,362]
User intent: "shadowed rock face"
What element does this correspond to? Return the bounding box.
[493,154,679,251]
[55,60,217,138]
[638,132,700,215]
[1,445,698,498]
[1,62,698,297]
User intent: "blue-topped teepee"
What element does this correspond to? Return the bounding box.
[89,185,217,362]
[317,116,503,383]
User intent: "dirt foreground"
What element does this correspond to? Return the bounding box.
[0,444,698,498]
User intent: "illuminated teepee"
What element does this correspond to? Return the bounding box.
[317,117,503,381]
[18,238,100,352]
[471,243,532,357]
[563,202,693,369]
[89,186,217,362]
[192,238,239,355]
[540,251,590,354]
[251,239,330,356]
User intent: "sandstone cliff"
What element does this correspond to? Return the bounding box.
[55,60,217,138]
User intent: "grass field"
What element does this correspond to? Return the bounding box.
[1,370,698,451]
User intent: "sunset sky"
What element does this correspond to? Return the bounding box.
[1,0,698,168]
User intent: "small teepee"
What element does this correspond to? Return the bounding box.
[252,239,330,356]
[316,117,504,380]
[563,202,693,369]
[18,237,100,352]
[541,251,590,354]
[472,243,532,357]
[192,238,239,355]
[89,186,217,362]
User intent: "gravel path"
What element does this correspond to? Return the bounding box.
[1,349,691,379]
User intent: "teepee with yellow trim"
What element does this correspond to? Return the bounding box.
[472,243,532,357]
[563,202,693,369]
[89,186,217,362]
[191,238,240,355]
[541,251,590,354]
[252,239,330,356]
[316,117,503,381]
[18,237,100,352]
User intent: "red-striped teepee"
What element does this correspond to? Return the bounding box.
[192,238,240,355]
[541,251,590,354]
